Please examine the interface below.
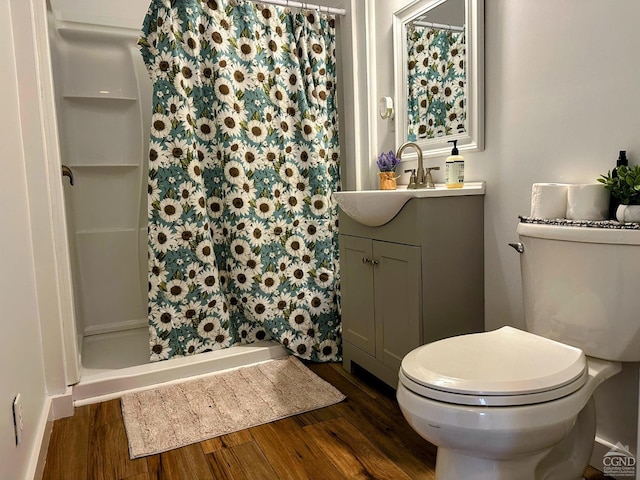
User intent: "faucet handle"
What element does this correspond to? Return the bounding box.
[404,169,418,189]
[424,166,440,189]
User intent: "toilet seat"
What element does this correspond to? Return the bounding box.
[400,326,588,407]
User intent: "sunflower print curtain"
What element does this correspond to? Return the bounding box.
[139,0,341,362]
[406,26,466,140]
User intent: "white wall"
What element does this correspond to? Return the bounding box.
[371,0,640,466]
[482,1,640,465]
[0,1,50,478]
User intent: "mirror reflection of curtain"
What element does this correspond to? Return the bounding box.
[139,0,341,363]
[406,26,466,141]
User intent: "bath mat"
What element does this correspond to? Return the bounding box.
[120,356,345,458]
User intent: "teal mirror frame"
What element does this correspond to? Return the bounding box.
[393,0,484,159]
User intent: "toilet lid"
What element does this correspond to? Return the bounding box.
[400,326,587,406]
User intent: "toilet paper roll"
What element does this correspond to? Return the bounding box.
[566,184,610,221]
[530,183,569,219]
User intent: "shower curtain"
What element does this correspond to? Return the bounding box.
[406,25,466,141]
[139,0,341,362]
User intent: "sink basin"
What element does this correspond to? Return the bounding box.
[333,182,485,227]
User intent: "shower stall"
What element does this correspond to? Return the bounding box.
[45,0,360,405]
[46,0,294,404]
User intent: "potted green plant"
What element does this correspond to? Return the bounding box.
[598,164,640,222]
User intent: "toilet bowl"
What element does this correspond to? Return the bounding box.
[396,223,640,479]
[397,327,621,480]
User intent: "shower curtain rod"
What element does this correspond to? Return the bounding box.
[413,20,464,32]
[248,0,346,16]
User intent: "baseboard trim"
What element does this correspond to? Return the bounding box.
[50,388,74,419]
[27,397,53,480]
[27,388,74,480]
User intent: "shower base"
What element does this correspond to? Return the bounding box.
[73,327,288,405]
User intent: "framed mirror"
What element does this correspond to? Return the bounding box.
[393,0,484,159]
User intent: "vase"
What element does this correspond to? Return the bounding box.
[378,171,398,190]
[616,204,640,223]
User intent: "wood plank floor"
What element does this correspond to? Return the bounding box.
[42,362,613,480]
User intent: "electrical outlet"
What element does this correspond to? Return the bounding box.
[12,394,23,446]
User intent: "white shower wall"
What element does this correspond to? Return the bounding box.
[50,19,151,338]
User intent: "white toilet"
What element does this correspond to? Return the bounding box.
[397,222,640,480]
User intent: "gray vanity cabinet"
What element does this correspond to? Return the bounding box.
[340,236,421,371]
[339,195,484,388]
[339,235,377,356]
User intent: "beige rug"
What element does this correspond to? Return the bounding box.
[121,356,345,458]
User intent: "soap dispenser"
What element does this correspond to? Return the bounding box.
[609,150,628,219]
[445,140,464,189]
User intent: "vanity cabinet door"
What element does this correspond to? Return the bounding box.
[372,241,422,371]
[339,235,376,356]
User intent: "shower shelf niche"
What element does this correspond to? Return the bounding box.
[68,164,140,168]
[59,97,141,166]
[63,94,138,101]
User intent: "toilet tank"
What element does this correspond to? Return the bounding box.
[517,222,640,361]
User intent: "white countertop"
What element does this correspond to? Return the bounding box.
[333,182,485,227]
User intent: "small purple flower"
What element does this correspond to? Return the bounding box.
[376,150,399,172]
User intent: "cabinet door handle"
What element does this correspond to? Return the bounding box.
[362,257,371,264]
[371,259,379,266]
